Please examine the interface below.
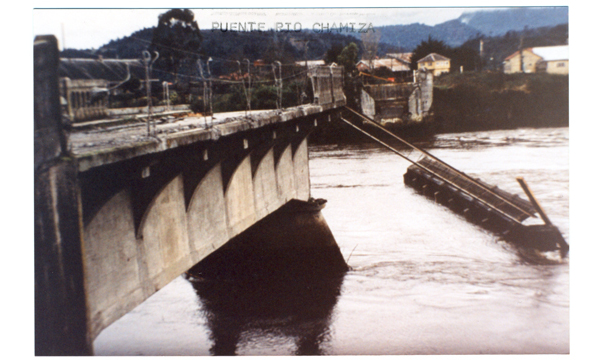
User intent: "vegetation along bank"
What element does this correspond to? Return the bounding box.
[432,72,568,134]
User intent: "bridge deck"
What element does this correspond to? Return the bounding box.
[70,102,343,172]
[412,157,536,221]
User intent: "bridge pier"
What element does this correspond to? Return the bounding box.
[190,199,348,279]
[186,200,347,356]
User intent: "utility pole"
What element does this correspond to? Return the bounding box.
[479,39,484,71]
[519,35,525,73]
[301,39,309,69]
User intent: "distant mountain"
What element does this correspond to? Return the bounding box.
[365,7,568,52]
[458,7,568,37]
[375,20,480,50]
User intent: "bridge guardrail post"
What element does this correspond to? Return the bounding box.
[330,64,336,104]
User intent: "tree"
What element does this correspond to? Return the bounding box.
[149,9,203,82]
[324,43,344,65]
[450,46,481,72]
[361,29,381,69]
[410,36,452,70]
[259,33,297,71]
[336,42,359,73]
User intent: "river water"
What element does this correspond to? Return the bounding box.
[94,127,569,355]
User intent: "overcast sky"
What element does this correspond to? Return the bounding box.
[32,6,522,50]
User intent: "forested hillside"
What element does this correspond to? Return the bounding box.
[58,7,568,76]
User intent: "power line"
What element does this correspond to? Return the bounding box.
[130,35,309,67]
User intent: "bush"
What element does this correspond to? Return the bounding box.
[252,85,278,110]
[169,90,180,105]
[190,96,204,113]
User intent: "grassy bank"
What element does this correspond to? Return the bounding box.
[432,72,569,133]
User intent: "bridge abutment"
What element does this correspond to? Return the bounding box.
[35,36,92,355]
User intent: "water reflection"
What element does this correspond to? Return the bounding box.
[186,253,345,355]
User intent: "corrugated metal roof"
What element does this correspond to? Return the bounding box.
[357,58,411,71]
[531,45,569,61]
[504,45,569,62]
[417,53,450,63]
[386,53,413,63]
[373,58,411,71]
[294,59,326,67]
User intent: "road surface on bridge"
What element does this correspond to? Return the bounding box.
[69,103,337,172]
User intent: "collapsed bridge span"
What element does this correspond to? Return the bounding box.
[339,107,569,256]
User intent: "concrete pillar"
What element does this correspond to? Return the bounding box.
[275,144,297,203]
[225,155,257,236]
[138,174,193,291]
[293,137,311,201]
[252,147,279,219]
[34,35,91,355]
[83,189,143,339]
[187,163,229,262]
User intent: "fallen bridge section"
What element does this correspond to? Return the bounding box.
[340,107,568,256]
[404,157,536,223]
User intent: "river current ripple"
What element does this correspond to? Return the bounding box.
[95,127,569,355]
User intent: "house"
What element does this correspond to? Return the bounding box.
[417,53,451,76]
[503,45,568,74]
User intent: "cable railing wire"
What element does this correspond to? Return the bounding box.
[60,38,324,127]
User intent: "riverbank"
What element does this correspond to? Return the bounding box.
[432,72,568,133]
[309,72,568,145]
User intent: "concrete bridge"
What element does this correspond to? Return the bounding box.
[34,36,347,355]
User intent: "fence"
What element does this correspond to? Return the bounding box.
[58,54,347,124]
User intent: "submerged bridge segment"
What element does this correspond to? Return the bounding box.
[34,36,346,355]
